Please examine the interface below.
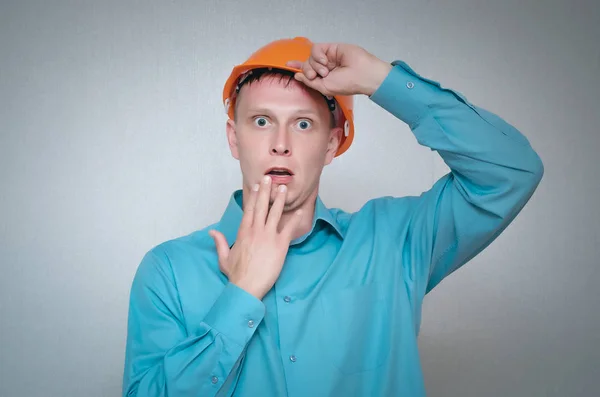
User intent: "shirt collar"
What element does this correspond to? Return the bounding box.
[216,189,345,247]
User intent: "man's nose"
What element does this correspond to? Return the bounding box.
[270,127,291,156]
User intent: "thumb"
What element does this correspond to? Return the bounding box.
[208,230,230,268]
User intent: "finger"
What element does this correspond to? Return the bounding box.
[287,59,319,80]
[208,230,230,270]
[323,44,340,69]
[301,61,318,80]
[254,175,272,226]
[266,184,287,230]
[294,73,331,96]
[286,60,303,69]
[309,57,329,77]
[240,183,259,232]
[281,209,303,240]
[310,44,330,67]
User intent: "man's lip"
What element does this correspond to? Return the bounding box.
[269,174,293,184]
[265,167,294,175]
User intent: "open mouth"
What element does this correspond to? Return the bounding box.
[266,167,294,177]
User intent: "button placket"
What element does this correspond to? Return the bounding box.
[279,291,298,367]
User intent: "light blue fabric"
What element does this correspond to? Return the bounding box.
[123,60,544,396]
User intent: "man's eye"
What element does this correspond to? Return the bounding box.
[254,117,269,127]
[296,120,312,130]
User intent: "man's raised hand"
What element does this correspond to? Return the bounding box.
[209,176,303,300]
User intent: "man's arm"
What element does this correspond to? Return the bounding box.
[122,249,265,397]
[123,179,300,396]
[369,60,544,296]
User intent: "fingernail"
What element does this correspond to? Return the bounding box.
[279,185,286,193]
[252,183,259,191]
[263,175,271,184]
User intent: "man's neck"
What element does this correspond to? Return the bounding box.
[283,193,316,240]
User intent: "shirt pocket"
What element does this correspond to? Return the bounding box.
[316,283,391,374]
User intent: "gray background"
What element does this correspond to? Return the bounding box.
[1,0,598,396]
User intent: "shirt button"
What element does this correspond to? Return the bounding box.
[283,296,291,303]
[211,376,218,384]
[406,81,414,89]
[247,320,254,328]
[289,355,297,362]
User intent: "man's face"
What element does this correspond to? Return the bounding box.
[226,75,342,211]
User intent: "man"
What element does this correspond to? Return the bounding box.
[122,37,544,396]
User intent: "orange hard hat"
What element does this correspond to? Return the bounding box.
[222,37,355,157]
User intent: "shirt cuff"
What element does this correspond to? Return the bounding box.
[203,282,265,347]
[369,60,463,127]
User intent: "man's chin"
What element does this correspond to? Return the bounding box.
[268,194,297,213]
[268,196,294,209]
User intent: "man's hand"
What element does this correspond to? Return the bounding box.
[209,176,303,300]
[286,42,392,97]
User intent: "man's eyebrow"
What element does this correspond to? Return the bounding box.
[245,108,321,117]
[245,107,271,115]
[294,109,320,117]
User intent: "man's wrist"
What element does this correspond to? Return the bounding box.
[231,279,266,300]
[362,57,392,97]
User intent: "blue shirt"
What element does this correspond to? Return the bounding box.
[123,60,544,396]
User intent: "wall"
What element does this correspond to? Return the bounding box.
[1,0,598,395]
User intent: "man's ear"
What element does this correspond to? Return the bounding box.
[324,127,343,165]
[226,119,239,160]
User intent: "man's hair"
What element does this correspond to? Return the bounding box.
[233,68,336,128]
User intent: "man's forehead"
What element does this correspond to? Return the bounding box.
[238,77,325,107]
[241,74,311,94]
[232,70,338,127]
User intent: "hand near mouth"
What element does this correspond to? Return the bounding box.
[209,175,303,300]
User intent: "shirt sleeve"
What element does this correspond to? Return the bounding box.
[369,60,544,297]
[122,249,265,397]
